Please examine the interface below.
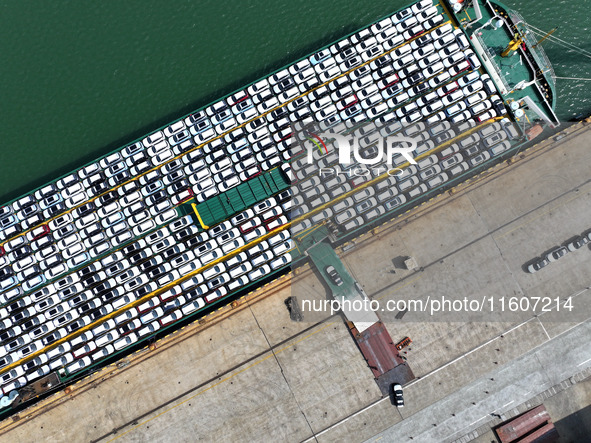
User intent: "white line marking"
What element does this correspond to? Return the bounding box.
[303,290,591,441]
[468,415,488,427]
[577,357,591,367]
[538,318,551,340]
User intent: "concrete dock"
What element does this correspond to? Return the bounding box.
[2,121,591,442]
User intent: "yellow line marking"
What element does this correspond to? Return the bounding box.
[0,20,451,249]
[106,321,337,442]
[1,224,296,374]
[438,0,456,29]
[294,117,503,227]
[2,16,487,375]
[191,203,209,229]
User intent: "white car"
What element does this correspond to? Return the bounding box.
[91,344,115,362]
[113,333,139,351]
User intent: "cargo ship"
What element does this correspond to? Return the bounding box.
[0,0,558,416]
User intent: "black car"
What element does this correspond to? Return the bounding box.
[76,202,96,217]
[0,266,13,279]
[118,321,138,336]
[88,308,107,321]
[165,170,185,185]
[89,280,111,294]
[134,285,153,298]
[90,181,110,196]
[175,227,198,242]
[123,242,143,256]
[269,106,289,122]
[148,265,168,280]
[111,170,131,185]
[101,289,120,303]
[406,72,425,87]
[162,245,182,260]
[77,301,98,315]
[12,309,31,324]
[20,318,41,334]
[129,250,148,265]
[97,191,118,206]
[147,190,168,206]
[43,331,62,346]
[43,203,63,218]
[13,245,31,260]
[78,263,100,279]
[67,318,87,334]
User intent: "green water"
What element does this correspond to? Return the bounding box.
[0,0,588,204]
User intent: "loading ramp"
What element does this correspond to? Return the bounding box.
[305,237,414,395]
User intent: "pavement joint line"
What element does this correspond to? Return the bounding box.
[0,272,297,435]
[247,303,318,441]
[1,223,296,375]
[363,174,591,307]
[374,275,424,302]
[4,100,583,434]
[337,115,557,258]
[306,315,591,443]
[451,339,591,443]
[289,115,502,239]
[496,191,584,239]
[104,321,337,443]
[537,317,551,340]
[0,19,452,248]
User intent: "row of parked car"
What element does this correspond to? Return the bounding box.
[0,2,437,295]
[0,0,515,400]
[527,231,591,273]
[0,0,440,247]
[0,192,294,395]
[0,0,459,293]
[288,116,518,235]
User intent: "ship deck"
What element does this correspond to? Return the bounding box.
[455,0,559,126]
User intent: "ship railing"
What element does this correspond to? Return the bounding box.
[508,11,556,90]
[471,32,511,91]
[489,8,559,126]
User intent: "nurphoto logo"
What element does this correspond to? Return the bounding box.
[304,132,419,166]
